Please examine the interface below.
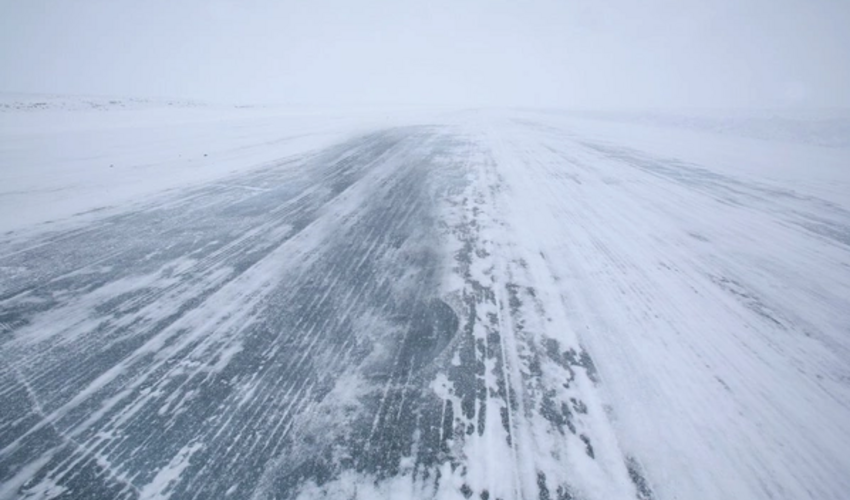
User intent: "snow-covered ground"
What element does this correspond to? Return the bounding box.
[1,98,848,500]
[0,93,435,235]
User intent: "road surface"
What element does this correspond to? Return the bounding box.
[1,113,849,499]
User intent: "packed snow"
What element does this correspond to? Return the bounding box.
[1,96,849,500]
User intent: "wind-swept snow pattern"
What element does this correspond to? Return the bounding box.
[1,110,849,500]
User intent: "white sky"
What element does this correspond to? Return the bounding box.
[1,0,849,108]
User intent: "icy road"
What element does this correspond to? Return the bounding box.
[1,109,849,499]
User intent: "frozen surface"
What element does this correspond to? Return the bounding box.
[0,93,425,234]
[1,100,849,500]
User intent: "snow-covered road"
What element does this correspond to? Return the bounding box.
[1,108,849,500]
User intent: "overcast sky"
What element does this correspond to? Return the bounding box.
[1,0,848,109]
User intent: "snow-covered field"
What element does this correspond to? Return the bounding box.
[1,97,849,500]
[0,94,432,234]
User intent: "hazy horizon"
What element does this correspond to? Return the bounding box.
[2,0,849,109]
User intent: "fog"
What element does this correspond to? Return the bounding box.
[1,0,849,109]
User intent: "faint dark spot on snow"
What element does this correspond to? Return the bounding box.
[506,282,523,316]
[500,407,511,445]
[556,484,576,500]
[580,434,595,459]
[537,471,551,500]
[540,389,576,435]
[461,483,473,498]
[626,456,655,500]
[570,397,588,414]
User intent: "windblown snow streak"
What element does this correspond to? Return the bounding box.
[1,114,848,500]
